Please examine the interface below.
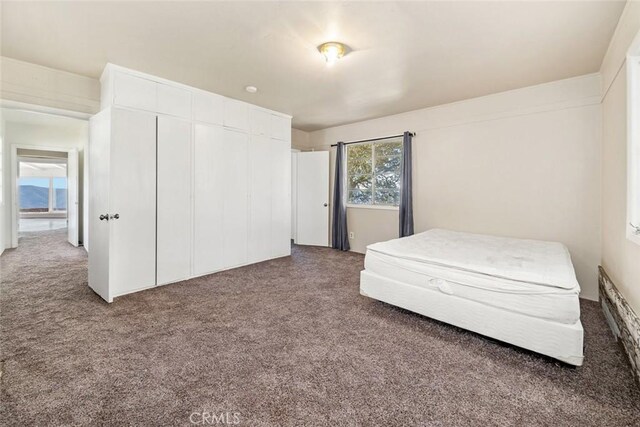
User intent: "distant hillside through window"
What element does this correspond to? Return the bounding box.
[19,178,67,212]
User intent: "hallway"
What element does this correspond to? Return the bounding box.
[19,218,67,233]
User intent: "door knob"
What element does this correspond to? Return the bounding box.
[110,214,120,220]
[99,214,109,221]
[323,203,328,207]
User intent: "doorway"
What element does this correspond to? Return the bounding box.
[294,151,330,247]
[18,155,69,234]
[2,107,88,250]
[11,146,80,248]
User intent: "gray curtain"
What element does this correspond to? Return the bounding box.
[399,131,414,237]
[332,142,350,251]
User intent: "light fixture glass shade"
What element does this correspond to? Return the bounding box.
[318,42,347,64]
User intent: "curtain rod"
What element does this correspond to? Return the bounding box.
[330,132,415,147]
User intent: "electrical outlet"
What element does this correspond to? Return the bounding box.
[349,232,355,239]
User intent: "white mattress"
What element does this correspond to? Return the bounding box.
[364,229,582,324]
[365,250,580,324]
[367,229,580,290]
[360,270,584,365]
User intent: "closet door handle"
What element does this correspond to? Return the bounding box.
[110,214,120,220]
[99,214,109,221]
[323,203,328,207]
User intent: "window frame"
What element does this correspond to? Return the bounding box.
[627,32,640,245]
[345,137,403,210]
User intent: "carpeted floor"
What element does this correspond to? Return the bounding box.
[1,229,639,426]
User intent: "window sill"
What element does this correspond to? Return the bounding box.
[20,212,67,219]
[346,204,399,211]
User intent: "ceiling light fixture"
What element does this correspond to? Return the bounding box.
[245,85,258,93]
[317,41,348,65]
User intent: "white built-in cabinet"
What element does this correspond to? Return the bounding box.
[90,64,291,302]
[222,128,249,268]
[157,116,192,286]
[192,123,225,276]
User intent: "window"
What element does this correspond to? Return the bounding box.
[346,138,403,207]
[53,177,67,211]
[627,45,640,244]
[18,177,67,214]
[19,177,50,213]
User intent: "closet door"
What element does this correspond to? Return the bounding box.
[223,99,249,131]
[193,92,223,125]
[157,116,192,285]
[109,108,157,297]
[223,129,249,267]
[157,84,192,119]
[113,72,157,112]
[251,108,270,136]
[88,109,112,302]
[248,135,272,263]
[270,138,291,257]
[193,123,225,276]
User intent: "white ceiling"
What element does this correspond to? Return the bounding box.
[0,1,626,131]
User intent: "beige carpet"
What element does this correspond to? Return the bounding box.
[1,229,639,426]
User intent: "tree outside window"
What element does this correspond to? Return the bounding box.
[347,138,402,207]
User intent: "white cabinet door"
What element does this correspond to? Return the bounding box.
[248,135,272,263]
[193,123,225,275]
[113,72,157,112]
[88,109,112,302]
[223,129,249,267]
[157,83,192,118]
[109,108,157,296]
[296,151,329,247]
[157,116,192,285]
[251,108,270,136]
[270,139,291,257]
[270,114,290,141]
[193,91,224,125]
[223,98,249,131]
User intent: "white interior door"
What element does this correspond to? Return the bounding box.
[193,123,225,275]
[291,150,299,240]
[83,137,90,251]
[109,108,157,297]
[157,116,192,285]
[88,110,111,302]
[67,148,79,246]
[296,151,329,247]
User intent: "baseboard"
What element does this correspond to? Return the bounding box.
[599,266,640,386]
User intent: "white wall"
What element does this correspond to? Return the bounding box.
[0,56,100,114]
[310,74,602,300]
[291,128,312,151]
[1,118,88,248]
[600,2,640,314]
